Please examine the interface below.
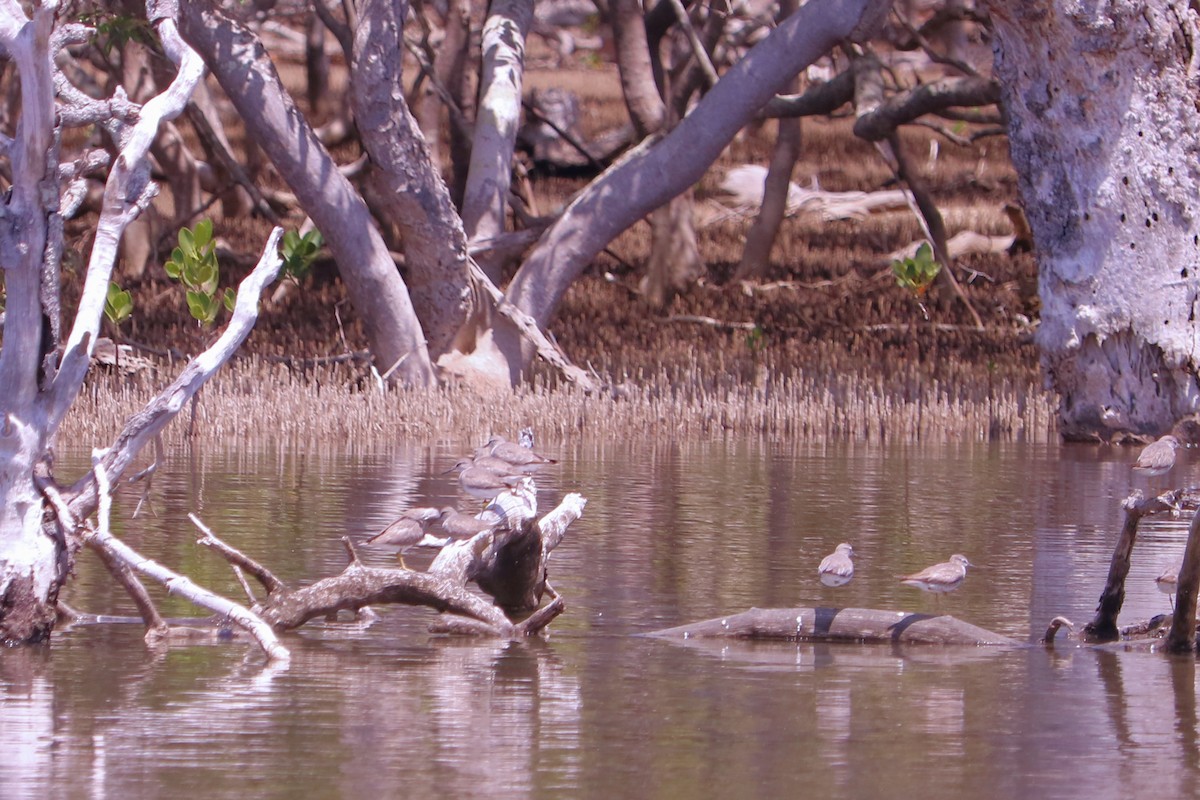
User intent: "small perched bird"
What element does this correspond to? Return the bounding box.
[437,507,502,538]
[1134,434,1181,494]
[899,554,973,600]
[476,436,557,474]
[818,543,855,587]
[446,458,525,502]
[366,507,448,568]
[1156,565,1180,611]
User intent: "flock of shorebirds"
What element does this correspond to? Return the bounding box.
[365,435,557,567]
[367,431,1191,611]
[817,433,1190,609]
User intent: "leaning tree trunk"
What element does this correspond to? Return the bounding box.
[486,0,891,381]
[180,0,437,385]
[983,1,1200,439]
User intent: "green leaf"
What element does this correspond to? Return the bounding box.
[223,287,237,313]
[195,260,219,295]
[178,225,195,257]
[164,256,182,279]
[104,281,133,325]
[186,290,218,325]
[193,218,213,250]
[891,242,942,297]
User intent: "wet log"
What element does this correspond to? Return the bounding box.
[218,489,586,639]
[648,607,1020,646]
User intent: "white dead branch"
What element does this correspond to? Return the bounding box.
[712,164,909,224]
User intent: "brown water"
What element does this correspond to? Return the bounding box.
[3,439,1198,799]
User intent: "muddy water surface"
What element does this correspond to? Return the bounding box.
[3,439,1197,799]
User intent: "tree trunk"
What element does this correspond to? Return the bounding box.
[0,5,71,644]
[417,0,475,203]
[735,114,800,280]
[488,0,891,380]
[180,0,436,385]
[351,0,473,359]
[639,191,702,307]
[735,0,801,281]
[461,0,534,267]
[983,1,1200,439]
[609,0,666,137]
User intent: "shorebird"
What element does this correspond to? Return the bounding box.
[366,507,448,568]
[446,458,525,503]
[475,436,557,474]
[1133,434,1181,493]
[899,554,972,604]
[1156,565,1180,611]
[437,507,502,538]
[818,543,855,587]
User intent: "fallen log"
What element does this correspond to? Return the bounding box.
[647,606,1020,646]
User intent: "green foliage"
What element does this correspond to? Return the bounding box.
[104,281,133,326]
[165,220,232,326]
[891,242,942,297]
[280,229,324,281]
[77,10,155,56]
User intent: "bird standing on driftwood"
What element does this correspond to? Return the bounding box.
[366,507,448,568]
[818,543,855,587]
[899,554,973,607]
[437,507,502,538]
[446,458,526,503]
[1133,434,1181,495]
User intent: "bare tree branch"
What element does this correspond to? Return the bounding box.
[90,461,290,662]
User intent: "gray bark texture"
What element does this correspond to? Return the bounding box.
[180,0,436,385]
[489,0,891,379]
[461,0,534,255]
[985,1,1200,438]
[352,0,473,359]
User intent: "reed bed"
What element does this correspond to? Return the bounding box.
[58,354,1057,451]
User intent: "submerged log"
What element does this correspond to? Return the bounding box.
[648,607,1020,646]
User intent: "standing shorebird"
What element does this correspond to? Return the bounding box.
[446,458,525,503]
[437,507,502,538]
[899,554,973,606]
[476,436,557,474]
[1133,434,1181,494]
[818,543,855,588]
[1156,565,1180,612]
[366,507,448,568]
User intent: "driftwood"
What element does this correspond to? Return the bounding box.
[203,484,587,641]
[648,606,1019,646]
